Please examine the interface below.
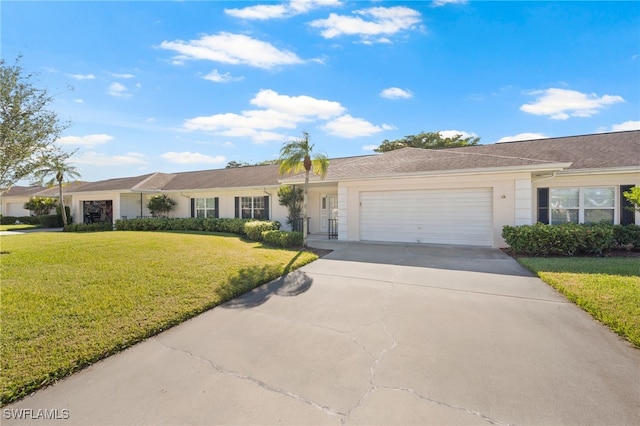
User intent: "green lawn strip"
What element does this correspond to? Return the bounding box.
[1,231,317,404]
[518,257,640,348]
[0,224,40,231]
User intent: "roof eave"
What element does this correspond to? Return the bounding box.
[279,163,573,184]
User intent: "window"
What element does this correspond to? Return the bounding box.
[549,187,615,225]
[193,198,217,218]
[241,196,265,219]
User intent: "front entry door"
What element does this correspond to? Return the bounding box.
[320,194,338,231]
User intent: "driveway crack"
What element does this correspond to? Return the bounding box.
[152,338,346,420]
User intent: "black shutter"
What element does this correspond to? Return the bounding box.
[234,197,240,218]
[214,197,219,218]
[190,198,195,218]
[620,185,635,225]
[264,196,270,220]
[537,188,549,224]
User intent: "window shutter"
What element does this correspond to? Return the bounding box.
[234,197,240,218]
[264,196,270,220]
[620,185,635,225]
[215,197,219,218]
[190,198,195,218]
[537,188,549,224]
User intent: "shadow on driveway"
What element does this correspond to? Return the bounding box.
[312,241,533,277]
[222,269,313,309]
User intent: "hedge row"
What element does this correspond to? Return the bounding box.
[502,223,640,256]
[114,217,256,234]
[113,217,302,248]
[0,215,64,227]
[64,222,114,233]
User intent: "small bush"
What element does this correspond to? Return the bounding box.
[502,223,629,256]
[612,224,640,250]
[262,230,303,248]
[38,215,63,228]
[1,216,17,225]
[17,216,43,226]
[64,223,113,232]
[244,221,279,241]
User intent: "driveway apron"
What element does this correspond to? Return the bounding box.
[4,242,640,425]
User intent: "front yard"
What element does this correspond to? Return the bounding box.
[518,257,640,348]
[0,231,318,404]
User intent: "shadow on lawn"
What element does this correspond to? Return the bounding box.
[221,251,313,309]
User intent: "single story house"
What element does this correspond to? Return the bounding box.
[2,130,638,247]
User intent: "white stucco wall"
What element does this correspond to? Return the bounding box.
[337,171,533,248]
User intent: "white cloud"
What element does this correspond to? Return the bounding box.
[159,32,303,69]
[610,120,640,132]
[183,89,345,142]
[74,152,147,166]
[203,69,243,83]
[439,130,477,139]
[68,73,96,80]
[250,89,344,119]
[225,0,341,20]
[361,144,379,151]
[161,152,226,165]
[497,133,548,143]
[432,0,468,7]
[380,87,413,99]
[310,6,422,43]
[520,88,624,120]
[108,73,135,79]
[57,134,114,146]
[74,99,84,104]
[322,114,390,138]
[108,82,130,98]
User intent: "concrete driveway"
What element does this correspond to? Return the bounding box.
[4,242,639,425]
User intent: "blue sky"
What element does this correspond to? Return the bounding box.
[3,0,639,183]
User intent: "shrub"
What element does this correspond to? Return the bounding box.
[114,217,258,236]
[17,216,43,226]
[612,224,640,250]
[147,194,176,218]
[262,230,303,247]
[502,223,625,256]
[38,215,63,228]
[244,220,280,241]
[1,216,17,225]
[64,222,113,232]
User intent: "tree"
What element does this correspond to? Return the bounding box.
[33,152,81,226]
[623,187,640,213]
[374,131,480,153]
[147,194,176,218]
[278,132,329,246]
[24,196,58,216]
[0,57,70,192]
[277,185,304,228]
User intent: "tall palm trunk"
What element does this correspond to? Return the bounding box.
[302,156,310,247]
[57,175,68,226]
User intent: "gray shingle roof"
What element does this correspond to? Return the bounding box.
[52,130,638,194]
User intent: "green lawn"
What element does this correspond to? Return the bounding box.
[1,231,317,404]
[518,257,640,348]
[0,224,40,231]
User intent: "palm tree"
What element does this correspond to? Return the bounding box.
[278,132,329,246]
[34,152,81,226]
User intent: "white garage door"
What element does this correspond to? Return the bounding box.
[360,188,493,246]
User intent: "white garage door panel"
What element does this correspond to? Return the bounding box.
[360,189,492,246]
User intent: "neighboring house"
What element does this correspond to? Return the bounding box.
[2,131,637,247]
[0,184,81,217]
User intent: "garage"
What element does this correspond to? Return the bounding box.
[359,188,493,246]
